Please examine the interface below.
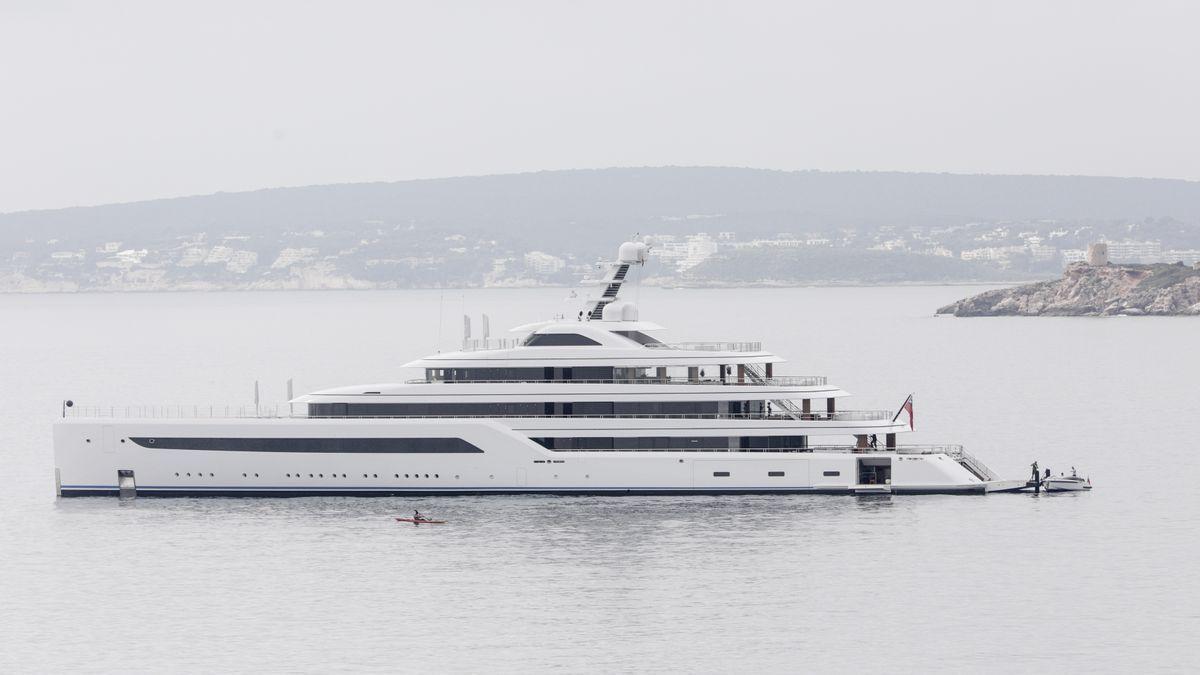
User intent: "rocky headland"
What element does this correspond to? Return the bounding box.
[937,262,1200,316]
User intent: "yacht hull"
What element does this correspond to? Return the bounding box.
[55,417,991,497]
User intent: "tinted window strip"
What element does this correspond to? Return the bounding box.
[523,333,601,346]
[129,437,483,453]
[529,436,808,451]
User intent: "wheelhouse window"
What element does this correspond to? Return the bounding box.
[612,330,662,345]
[522,333,601,346]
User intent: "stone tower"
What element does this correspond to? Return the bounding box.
[1087,242,1109,266]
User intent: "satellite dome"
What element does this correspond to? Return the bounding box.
[617,241,648,264]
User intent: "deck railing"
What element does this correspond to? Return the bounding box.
[62,406,893,422]
[457,339,766,353]
[459,338,524,351]
[406,375,828,387]
[63,404,290,419]
[646,341,764,352]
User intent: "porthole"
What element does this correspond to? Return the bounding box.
[489,474,494,479]
[404,474,410,478]
[254,473,259,477]
[174,472,179,477]
[319,474,324,478]
[309,474,314,478]
[209,473,214,477]
[424,474,429,478]
[433,474,438,478]
[394,474,399,478]
[242,473,247,477]
[455,475,460,479]
[373,474,378,478]
[85,439,91,443]
[148,439,156,444]
[186,473,191,477]
[120,439,126,443]
[363,474,368,478]
[286,473,290,477]
[342,474,347,478]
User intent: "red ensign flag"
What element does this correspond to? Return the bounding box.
[897,394,914,430]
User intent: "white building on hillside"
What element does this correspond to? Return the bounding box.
[1103,240,1162,263]
[524,251,565,275]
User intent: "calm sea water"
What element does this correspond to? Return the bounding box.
[1,286,1197,673]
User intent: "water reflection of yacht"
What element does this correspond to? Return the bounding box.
[55,241,1022,497]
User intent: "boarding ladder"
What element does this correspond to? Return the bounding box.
[586,263,632,320]
[955,448,998,481]
[745,363,803,420]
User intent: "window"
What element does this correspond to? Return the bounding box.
[572,367,615,380]
[572,402,614,416]
[523,333,600,346]
[439,367,546,382]
[768,471,785,477]
[128,436,483,453]
[311,402,546,417]
[612,330,662,345]
[310,400,761,419]
[531,436,727,450]
[823,470,840,477]
[713,471,731,477]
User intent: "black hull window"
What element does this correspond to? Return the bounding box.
[522,333,601,346]
[129,437,483,453]
[530,436,808,451]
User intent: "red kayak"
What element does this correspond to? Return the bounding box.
[395,517,446,524]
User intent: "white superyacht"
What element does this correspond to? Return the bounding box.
[54,241,1022,497]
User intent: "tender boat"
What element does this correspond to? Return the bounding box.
[1043,469,1092,492]
[53,240,1026,498]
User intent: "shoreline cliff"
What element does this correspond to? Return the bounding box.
[937,262,1200,316]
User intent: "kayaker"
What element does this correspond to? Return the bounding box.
[413,509,424,522]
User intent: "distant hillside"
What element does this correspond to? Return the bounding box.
[4,167,1200,292]
[4,167,1200,250]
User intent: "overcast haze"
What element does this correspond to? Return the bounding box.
[2,0,1198,213]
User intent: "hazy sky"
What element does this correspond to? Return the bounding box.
[2,0,1198,213]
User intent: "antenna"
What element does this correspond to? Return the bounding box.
[463,314,472,349]
[436,291,445,353]
[482,314,490,340]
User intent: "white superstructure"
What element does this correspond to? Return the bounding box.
[54,241,1015,497]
